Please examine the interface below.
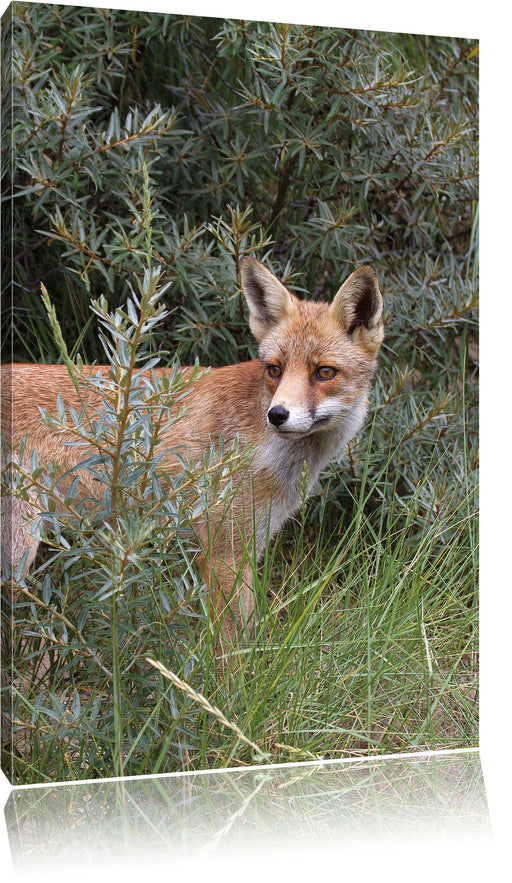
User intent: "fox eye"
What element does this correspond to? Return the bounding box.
[315,366,337,381]
[267,364,282,378]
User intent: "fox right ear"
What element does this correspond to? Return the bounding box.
[330,266,384,352]
[241,258,296,342]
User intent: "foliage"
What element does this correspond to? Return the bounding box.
[1,3,478,784]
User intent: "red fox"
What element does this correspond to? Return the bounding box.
[1,258,383,640]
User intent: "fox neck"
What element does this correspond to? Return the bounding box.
[253,391,368,541]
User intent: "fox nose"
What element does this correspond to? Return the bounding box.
[267,405,289,427]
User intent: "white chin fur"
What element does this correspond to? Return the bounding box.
[267,417,311,434]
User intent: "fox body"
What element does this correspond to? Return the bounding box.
[1,258,383,639]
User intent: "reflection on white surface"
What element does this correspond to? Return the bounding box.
[4,749,489,875]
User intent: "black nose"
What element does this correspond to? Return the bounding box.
[268,405,289,427]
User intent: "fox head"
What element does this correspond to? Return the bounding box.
[240,258,384,439]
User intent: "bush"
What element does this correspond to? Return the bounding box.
[1,3,478,784]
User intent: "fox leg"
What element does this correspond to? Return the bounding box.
[205,556,254,642]
[1,491,41,580]
[196,516,255,643]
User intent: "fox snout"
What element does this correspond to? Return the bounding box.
[267,402,309,434]
[266,401,333,436]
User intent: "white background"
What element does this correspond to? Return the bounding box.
[1,0,509,879]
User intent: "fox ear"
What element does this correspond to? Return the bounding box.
[330,266,383,349]
[241,258,296,342]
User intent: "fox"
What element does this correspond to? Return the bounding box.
[1,258,383,641]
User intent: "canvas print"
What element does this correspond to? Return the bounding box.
[1,2,479,785]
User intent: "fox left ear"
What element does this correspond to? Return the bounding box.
[330,266,384,350]
[240,257,296,342]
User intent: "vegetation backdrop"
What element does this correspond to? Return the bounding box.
[1,2,478,784]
